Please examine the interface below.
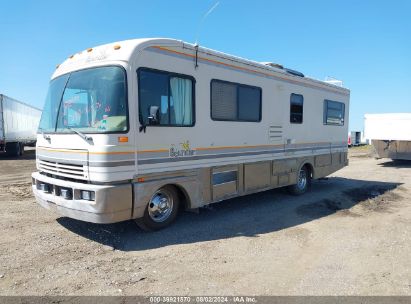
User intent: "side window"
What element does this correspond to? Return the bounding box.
[238,86,261,121]
[138,69,195,126]
[323,99,345,125]
[211,81,237,121]
[290,93,303,124]
[211,80,261,122]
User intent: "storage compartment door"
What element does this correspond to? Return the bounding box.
[212,166,238,201]
[244,161,271,192]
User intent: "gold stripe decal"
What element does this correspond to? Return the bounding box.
[37,141,347,155]
[37,147,135,155]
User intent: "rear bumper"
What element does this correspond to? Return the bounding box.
[31,172,133,224]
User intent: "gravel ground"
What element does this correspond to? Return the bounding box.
[0,146,410,295]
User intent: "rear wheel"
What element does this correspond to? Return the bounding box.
[5,142,21,157]
[19,143,24,156]
[288,165,311,195]
[135,186,179,231]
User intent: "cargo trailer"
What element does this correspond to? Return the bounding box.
[349,131,361,146]
[0,94,42,156]
[364,113,411,160]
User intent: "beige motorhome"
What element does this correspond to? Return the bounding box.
[32,38,350,230]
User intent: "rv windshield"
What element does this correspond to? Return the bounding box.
[38,66,128,134]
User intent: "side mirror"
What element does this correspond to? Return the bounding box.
[148,106,159,125]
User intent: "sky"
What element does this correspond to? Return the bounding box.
[0,0,410,131]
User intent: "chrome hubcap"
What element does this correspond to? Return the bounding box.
[148,190,173,222]
[297,168,307,190]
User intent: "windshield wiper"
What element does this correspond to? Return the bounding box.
[67,127,93,143]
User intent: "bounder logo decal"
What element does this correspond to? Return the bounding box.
[169,140,195,158]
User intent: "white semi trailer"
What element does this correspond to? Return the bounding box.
[364,113,411,160]
[0,94,41,156]
[32,38,350,230]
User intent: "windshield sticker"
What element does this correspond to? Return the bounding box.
[98,115,108,131]
[169,141,195,158]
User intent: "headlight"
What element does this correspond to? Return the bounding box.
[60,188,73,200]
[39,183,51,193]
[80,190,95,201]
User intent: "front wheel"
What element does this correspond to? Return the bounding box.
[288,165,311,195]
[135,186,179,231]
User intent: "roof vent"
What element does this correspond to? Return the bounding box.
[283,68,304,77]
[262,62,305,77]
[324,76,343,87]
[261,62,284,69]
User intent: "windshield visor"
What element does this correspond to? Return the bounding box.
[38,66,128,133]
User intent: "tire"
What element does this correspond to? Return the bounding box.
[14,142,21,157]
[135,185,179,231]
[288,165,311,195]
[19,143,24,156]
[5,142,20,157]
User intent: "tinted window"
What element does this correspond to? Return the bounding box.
[138,69,194,126]
[211,81,237,121]
[323,100,345,125]
[211,80,261,122]
[139,70,169,125]
[238,86,261,121]
[290,93,303,124]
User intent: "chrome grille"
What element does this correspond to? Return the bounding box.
[38,159,87,180]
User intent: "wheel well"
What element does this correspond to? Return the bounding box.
[165,184,191,210]
[303,162,314,179]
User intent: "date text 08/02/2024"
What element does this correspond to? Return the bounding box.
[149,296,257,303]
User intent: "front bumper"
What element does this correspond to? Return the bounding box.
[32,172,133,224]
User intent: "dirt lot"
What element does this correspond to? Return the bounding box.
[0,146,410,296]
